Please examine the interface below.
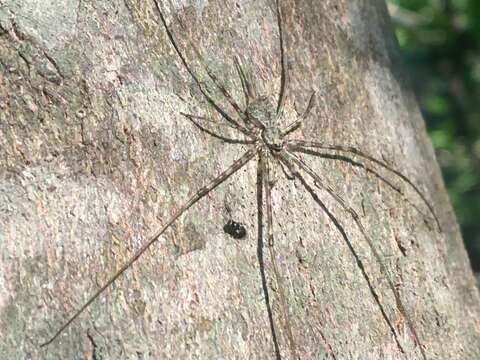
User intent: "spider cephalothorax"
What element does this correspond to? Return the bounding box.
[262,126,284,152]
[245,95,288,152]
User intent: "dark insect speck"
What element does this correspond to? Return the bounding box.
[223,220,247,239]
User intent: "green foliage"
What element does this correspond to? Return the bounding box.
[388,0,480,271]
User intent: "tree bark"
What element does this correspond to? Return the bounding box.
[1,0,479,359]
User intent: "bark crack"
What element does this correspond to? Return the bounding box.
[86,330,99,360]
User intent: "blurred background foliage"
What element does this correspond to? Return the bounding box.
[387,0,480,272]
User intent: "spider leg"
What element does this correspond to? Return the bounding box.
[232,56,267,130]
[234,56,252,107]
[263,152,299,359]
[282,91,315,137]
[154,1,252,137]
[282,151,427,360]
[256,152,282,360]
[180,112,256,145]
[286,140,441,232]
[289,146,430,224]
[166,0,247,122]
[180,112,238,129]
[40,148,257,347]
[301,91,316,120]
[274,0,288,117]
[280,155,397,357]
[278,156,295,181]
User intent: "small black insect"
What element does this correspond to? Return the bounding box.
[223,220,247,239]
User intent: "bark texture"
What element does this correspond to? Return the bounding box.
[1,0,480,359]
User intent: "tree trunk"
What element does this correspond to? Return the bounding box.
[1,0,479,359]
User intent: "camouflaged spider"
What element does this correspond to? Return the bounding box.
[42,1,440,358]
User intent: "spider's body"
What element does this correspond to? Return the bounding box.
[246,96,275,125]
[42,1,440,359]
[262,125,285,153]
[244,95,288,152]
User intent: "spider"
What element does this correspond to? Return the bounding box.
[41,0,440,358]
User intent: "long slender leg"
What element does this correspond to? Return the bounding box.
[180,112,238,129]
[234,56,259,101]
[40,148,257,347]
[282,151,427,360]
[256,153,282,360]
[275,0,288,117]
[282,92,315,137]
[290,146,430,222]
[286,140,441,232]
[280,156,399,357]
[234,56,252,108]
[167,0,246,121]
[153,1,252,137]
[180,112,256,145]
[263,152,299,359]
[278,157,295,181]
[232,56,268,130]
[300,91,316,119]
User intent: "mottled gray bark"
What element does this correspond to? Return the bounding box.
[1,0,479,359]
